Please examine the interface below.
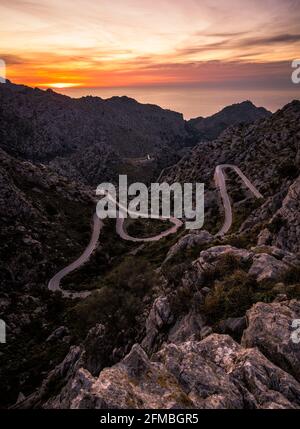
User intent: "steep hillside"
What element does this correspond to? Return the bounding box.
[0,147,154,406]
[163,100,300,237]
[0,148,97,405]
[0,81,194,185]
[0,83,271,186]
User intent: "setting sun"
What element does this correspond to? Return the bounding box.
[45,83,80,89]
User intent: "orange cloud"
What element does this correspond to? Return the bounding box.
[1,0,300,88]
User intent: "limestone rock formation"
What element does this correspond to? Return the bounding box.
[242,300,300,382]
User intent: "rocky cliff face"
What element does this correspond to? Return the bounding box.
[0,82,271,186]
[0,148,97,406]
[162,100,300,238]
[262,175,300,253]
[164,101,300,191]
[15,299,300,409]
[0,81,193,185]
[0,148,95,291]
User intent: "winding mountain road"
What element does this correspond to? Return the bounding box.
[106,191,184,243]
[214,164,263,236]
[48,214,103,298]
[48,164,263,298]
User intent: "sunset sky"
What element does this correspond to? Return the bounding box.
[1,0,300,116]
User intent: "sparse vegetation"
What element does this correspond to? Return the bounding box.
[202,270,257,322]
[200,253,251,288]
[67,256,159,341]
[125,217,174,239]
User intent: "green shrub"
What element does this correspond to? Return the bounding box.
[170,283,195,317]
[202,270,257,323]
[201,270,284,325]
[126,218,173,239]
[67,256,158,340]
[200,253,249,287]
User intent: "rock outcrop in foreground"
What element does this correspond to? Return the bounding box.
[17,300,300,409]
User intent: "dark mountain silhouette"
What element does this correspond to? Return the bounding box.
[0,81,193,184]
[0,82,270,185]
[189,100,271,140]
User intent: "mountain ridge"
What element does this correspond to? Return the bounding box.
[0,81,271,185]
[188,100,272,140]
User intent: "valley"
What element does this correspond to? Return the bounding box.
[0,82,300,409]
[47,164,264,298]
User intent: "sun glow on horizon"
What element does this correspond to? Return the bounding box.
[1,0,300,94]
[43,82,81,89]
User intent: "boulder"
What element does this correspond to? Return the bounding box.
[46,344,191,409]
[257,228,272,246]
[218,317,247,340]
[168,311,205,344]
[164,230,213,263]
[141,297,173,353]
[269,176,300,253]
[248,253,288,282]
[195,245,252,269]
[46,326,69,343]
[83,324,111,376]
[242,300,300,382]
[13,345,82,409]
[190,245,252,282]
